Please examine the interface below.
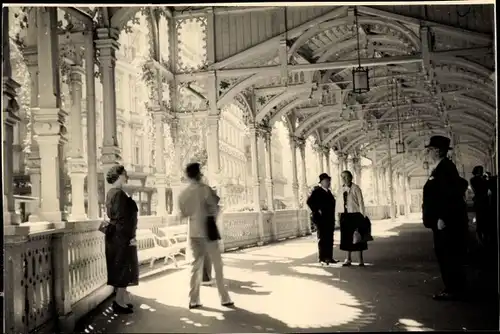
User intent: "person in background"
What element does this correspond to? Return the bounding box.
[470,165,489,243]
[104,165,139,314]
[178,163,233,309]
[336,170,368,267]
[307,173,337,265]
[422,135,469,301]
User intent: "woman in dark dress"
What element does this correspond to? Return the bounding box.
[105,165,139,314]
[336,171,368,267]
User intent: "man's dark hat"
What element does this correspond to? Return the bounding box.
[185,162,201,177]
[425,135,452,150]
[319,173,331,182]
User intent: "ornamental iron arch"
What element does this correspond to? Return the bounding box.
[444,94,495,120]
[289,15,421,59]
[268,94,310,125]
[321,121,363,146]
[317,34,414,63]
[255,87,312,123]
[293,108,342,135]
[434,69,495,93]
[378,109,494,134]
[432,55,494,80]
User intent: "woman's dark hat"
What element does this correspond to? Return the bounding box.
[319,173,331,182]
[425,135,452,150]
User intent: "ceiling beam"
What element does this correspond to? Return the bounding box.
[176,54,423,82]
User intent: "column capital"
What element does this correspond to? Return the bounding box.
[257,122,272,139]
[67,157,87,174]
[69,64,84,84]
[335,150,347,159]
[96,27,120,42]
[32,113,68,141]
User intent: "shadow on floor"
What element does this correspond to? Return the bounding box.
[76,293,291,333]
[75,222,498,333]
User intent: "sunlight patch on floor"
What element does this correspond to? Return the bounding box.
[129,266,365,329]
[397,318,435,331]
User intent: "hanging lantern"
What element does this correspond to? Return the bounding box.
[352,66,370,94]
[396,141,405,154]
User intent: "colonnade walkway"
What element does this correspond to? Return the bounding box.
[76,217,497,333]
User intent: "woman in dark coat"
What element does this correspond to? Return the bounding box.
[105,165,139,314]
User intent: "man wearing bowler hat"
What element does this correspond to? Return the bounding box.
[422,135,469,301]
[307,173,337,265]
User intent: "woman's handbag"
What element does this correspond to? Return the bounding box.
[353,230,362,244]
[98,220,111,235]
[361,216,374,242]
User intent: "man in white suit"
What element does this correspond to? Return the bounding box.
[178,163,234,309]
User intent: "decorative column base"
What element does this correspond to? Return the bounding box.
[68,159,87,221]
[265,180,274,211]
[292,183,299,209]
[252,182,261,212]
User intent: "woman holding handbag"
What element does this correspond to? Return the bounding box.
[103,165,139,314]
[336,170,368,267]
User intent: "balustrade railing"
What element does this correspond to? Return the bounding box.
[4,209,311,333]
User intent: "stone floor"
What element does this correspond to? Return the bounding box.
[76,217,498,333]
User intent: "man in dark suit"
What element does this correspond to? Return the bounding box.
[422,135,469,301]
[307,173,337,265]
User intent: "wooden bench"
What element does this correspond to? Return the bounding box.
[150,225,188,267]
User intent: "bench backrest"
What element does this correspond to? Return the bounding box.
[136,230,155,251]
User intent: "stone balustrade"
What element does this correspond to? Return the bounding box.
[4,209,311,334]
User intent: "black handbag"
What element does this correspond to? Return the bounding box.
[206,216,221,241]
[98,220,111,234]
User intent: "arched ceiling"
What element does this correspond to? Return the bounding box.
[209,5,495,170]
[15,5,494,172]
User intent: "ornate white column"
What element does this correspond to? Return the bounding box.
[3,7,21,225]
[324,148,332,177]
[169,118,182,214]
[153,108,168,216]
[289,136,300,209]
[95,27,121,198]
[337,152,347,186]
[206,114,221,183]
[261,126,274,211]
[33,8,68,222]
[380,167,387,204]
[352,154,362,187]
[67,60,87,221]
[314,144,324,173]
[24,49,43,222]
[404,175,411,217]
[84,29,99,220]
[248,124,262,210]
[387,136,395,220]
[371,151,380,205]
[298,139,308,206]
